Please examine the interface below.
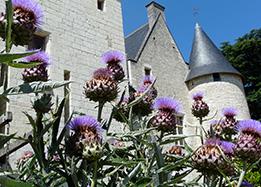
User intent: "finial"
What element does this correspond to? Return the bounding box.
[195,22,201,29]
[193,7,199,20]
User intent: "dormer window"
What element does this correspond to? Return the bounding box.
[97,0,105,11]
[213,73,221,82]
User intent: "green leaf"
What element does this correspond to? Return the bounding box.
[122,162,142,186]
[160,135,199,145]
[134,178,152,187]
[2,81,71,96]
[3,61,40,68]
[0,177,34,187]
[0,133,16,149]
[5,0,13,52]
[0,94,9,103]
[113,127,157,138]
[106,157,143,167]
[157,155,192,173]
[51,97,66,149]
[0,51,38,63]
[23,112,36,129]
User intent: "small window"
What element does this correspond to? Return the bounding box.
[28,34,48,51]
[97,0,105,11]
[213,73,221,81]
[144,66,151,76]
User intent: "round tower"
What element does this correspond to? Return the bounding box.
[185,23,250,147]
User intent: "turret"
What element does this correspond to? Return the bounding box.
[185,23,250,147]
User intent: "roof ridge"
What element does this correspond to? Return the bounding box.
[125,23,149,39]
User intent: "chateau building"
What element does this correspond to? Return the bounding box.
[0,0,250,165]
[125,1,250,146]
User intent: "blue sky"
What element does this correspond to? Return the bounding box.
[122,0,261,61]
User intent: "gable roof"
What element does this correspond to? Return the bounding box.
[125,23,150,61]
[185,23,242,82]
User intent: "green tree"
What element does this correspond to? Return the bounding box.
[221,29,261,120]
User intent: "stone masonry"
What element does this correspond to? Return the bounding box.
[0,0,125,166]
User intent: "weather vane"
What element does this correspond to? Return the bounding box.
[193,7,199,21]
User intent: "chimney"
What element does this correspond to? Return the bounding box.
[146,1,165,28]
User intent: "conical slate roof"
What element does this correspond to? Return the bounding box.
[185,23,242,82]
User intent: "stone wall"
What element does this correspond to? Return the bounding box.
[129,15,191,142]
[0,0,125,166]
[186,74,250,148]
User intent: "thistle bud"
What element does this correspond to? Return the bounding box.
[220,107,238,135]
[32,93,53,114]
[132,91,154,117]
[84,68,118,103]
[22,51,50,83]
[235,120,261,162]
[166,145,184,162]
[192,138,234,175]
[191,92,209,118]
[0,0,43,46]
[113,97,129,123]
[101,50,125,81]
[150,97,181,132]
[66,115,103,160]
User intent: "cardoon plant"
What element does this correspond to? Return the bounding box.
[66,115,103,160]
[101,50,125,81]
[22,51,50,82]
[113,96,129,123]
[191,91,209,118]
[191,91,209,144]
[192,138,234,176]
[221,107,238,135]
[84,68,118,103]
[235,119,261,161]
[0,0,43,46]
[150,97,181,132]
[137,75,158,99]
[132,75,157,116]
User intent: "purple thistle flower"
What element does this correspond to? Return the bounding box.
[101,50,125,64]
[241,181,253,187]
[222,107,238,117]
[25,51,50,66]
[153,97,181,113]
[143,75,155,85]
[67,115,103,140]
[205,138,220,146]
[137,75,156,93]
[192,91,204,100]
[93,68,112,79]
[12,0,44,27]
[237,119,261,137]
[220,141,235,155]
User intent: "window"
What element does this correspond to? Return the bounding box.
[28,35,46,50]
[144,66,151,76]
[28,30,49,51]
[97,0,105,11]
[64,70,71,123]
[213,73,221,82]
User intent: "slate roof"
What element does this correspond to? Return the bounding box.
[185,23,242,82]
[125,24,150,61]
